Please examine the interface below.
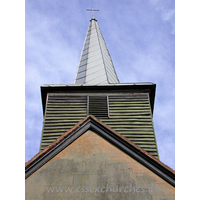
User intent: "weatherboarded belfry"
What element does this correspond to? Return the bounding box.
[39,18,159,158]
[26,15,175,199]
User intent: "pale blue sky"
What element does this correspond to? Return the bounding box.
[25,0,175,169]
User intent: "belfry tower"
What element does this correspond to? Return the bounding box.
[39,17,159,158]
[26,15,174,200]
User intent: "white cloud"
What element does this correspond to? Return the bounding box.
[148,0,175,34]
[162,9,175,21]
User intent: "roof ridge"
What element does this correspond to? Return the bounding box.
[25,115,174,176]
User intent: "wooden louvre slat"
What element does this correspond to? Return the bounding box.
[40,93,159,158]
[101,94,159,158]
[40,94,87,151]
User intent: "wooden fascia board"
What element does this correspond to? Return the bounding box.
[40,84,156,116]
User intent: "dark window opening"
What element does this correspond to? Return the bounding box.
[88,96,109,118]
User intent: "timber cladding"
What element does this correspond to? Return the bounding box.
[40,87,159,158]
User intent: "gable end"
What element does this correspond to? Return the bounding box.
[26,116,174,186]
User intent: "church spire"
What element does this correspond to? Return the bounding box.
[75,18,119,85]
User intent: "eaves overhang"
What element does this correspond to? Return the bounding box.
[40,83,156,116]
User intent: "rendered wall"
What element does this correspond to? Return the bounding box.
[26,130,174,200]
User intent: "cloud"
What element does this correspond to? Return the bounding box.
[162,9,175,21]
[148,0,175,34]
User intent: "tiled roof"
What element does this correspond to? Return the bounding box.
[75,19,119,84]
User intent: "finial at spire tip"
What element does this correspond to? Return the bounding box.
[86,7,99,20]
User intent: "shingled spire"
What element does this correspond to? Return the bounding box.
[75,18,119,85]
